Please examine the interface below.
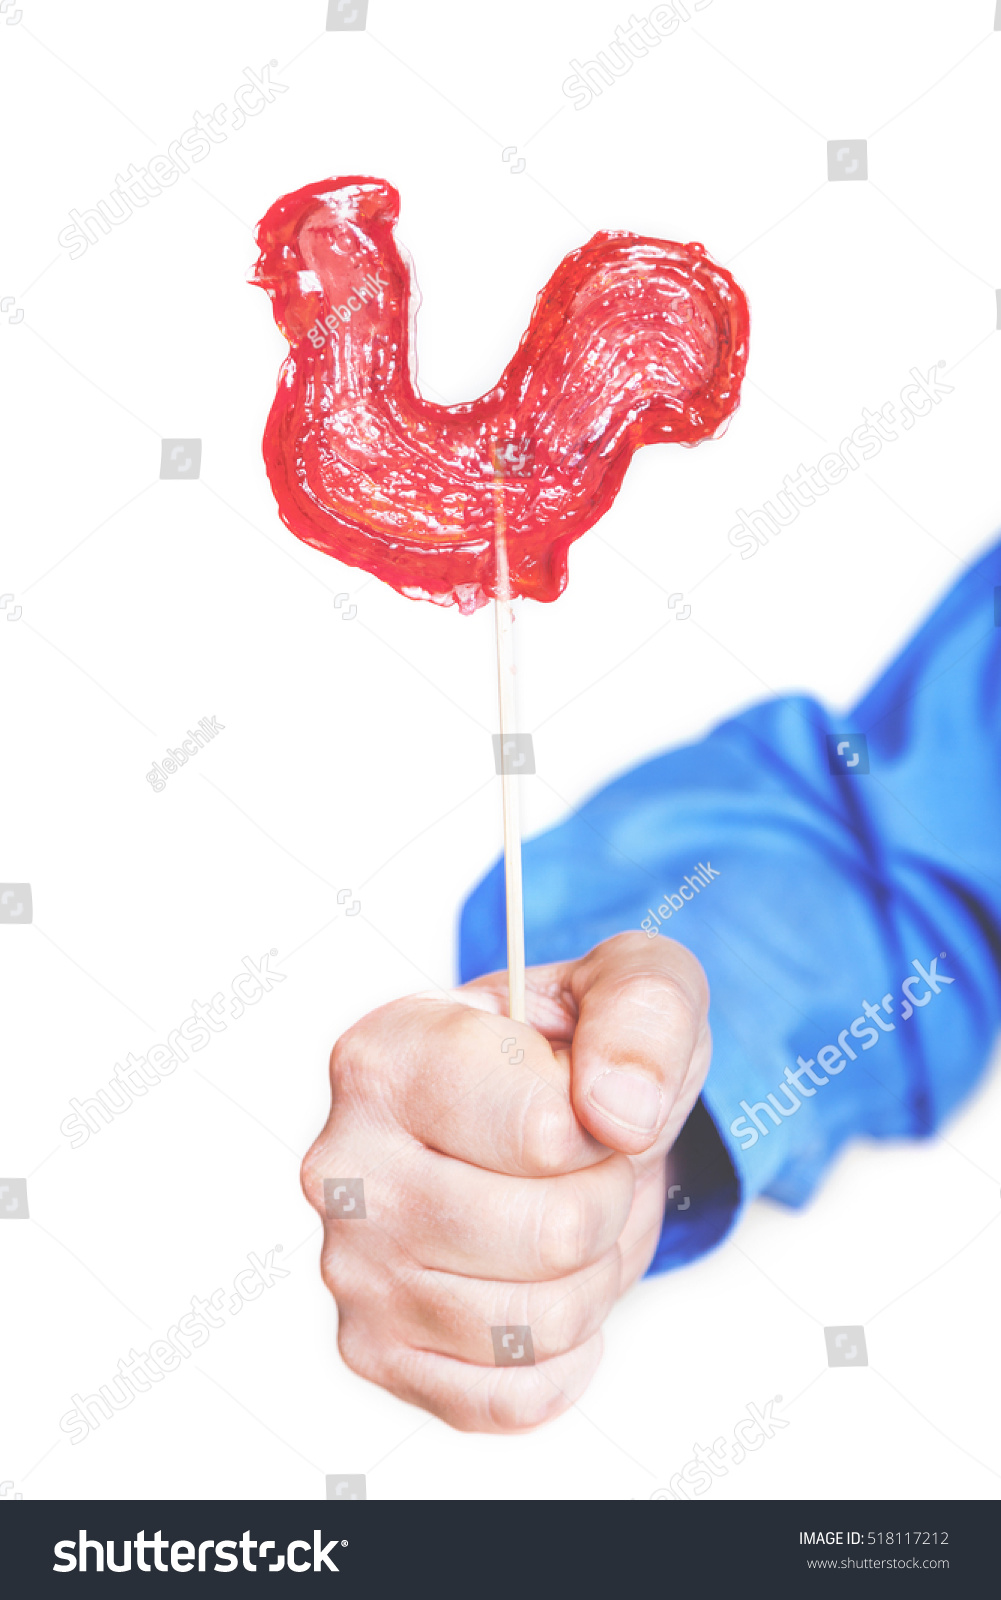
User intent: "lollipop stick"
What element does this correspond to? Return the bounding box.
[492,461,526,1023]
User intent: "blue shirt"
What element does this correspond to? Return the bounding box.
[459,540,1001,1273]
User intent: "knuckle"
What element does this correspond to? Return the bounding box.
[518,1096,578,1175]
[534,1260,617,1356]
[446,1004,495,1064]
[486,1370,570,1433]
[321,1020,398,1143]
[604,929,658,961]
[320,1230,390,1307]
[535,1163,631,1277]
[616,968,704,1051]
[599,932,710,1024]
[535,1183,601,1277]
[319,1239,348,1297]
[330,1002,405,1095]
[300,1126,356,1216]
[367,1345,475,1430]
[666,941,711,1015]
[618,968,690,1016]
[300,1143,329,1214]
[336,1317,383,1384]
[329,1026,367,1096]
[331,998,444,1116]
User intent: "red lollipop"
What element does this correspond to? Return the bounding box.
[253,177,749,1011]
[253,176,748,611]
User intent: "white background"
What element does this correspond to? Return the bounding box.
[1,0,999,1501]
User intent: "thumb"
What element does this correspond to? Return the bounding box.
[568,931,710,1156]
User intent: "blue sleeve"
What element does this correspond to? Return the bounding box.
[458,538,1001,1274]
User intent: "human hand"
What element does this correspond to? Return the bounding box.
[301,931,711,1432]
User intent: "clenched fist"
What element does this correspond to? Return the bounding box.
[301,931,712,1432]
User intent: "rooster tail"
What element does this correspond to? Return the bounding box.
[506,231,750,472]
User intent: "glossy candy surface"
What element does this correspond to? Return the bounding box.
[254,176,749,612]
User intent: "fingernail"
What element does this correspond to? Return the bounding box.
[588,1070,662,1132]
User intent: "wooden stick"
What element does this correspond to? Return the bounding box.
[492,457,526,1023]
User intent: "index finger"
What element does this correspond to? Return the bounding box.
[334,992,607,1178]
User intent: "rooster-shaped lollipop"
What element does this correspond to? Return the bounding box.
[253,176,749,1012]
